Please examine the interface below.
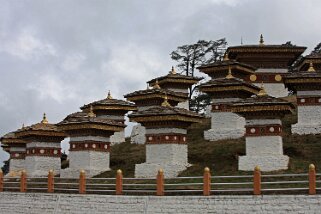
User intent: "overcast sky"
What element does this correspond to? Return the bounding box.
[0,0,320,165]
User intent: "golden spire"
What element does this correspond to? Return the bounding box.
[259,34,264,45]
[226,66,234,79]
[161,94,171,107]
[87,105,96,117]
[223,53,229,61]
[308,62,316,72]
[153,79,161,89]
[170,66,176,75]
[257,82,268,96]
[107,90,113,99]
[41,113,48,124]
[22,123,25,129]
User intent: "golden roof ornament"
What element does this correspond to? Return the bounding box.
[107,90,113,99]
[170,66,177,75]
[259,34,264,46]
[226,66,234,79]
[87,105,96,118]
[161,94,171,107]
[223,53,229,61]
[153,79,161,89]
[41,113,48,124]
[257,82,268,96]
[308,62,316,72]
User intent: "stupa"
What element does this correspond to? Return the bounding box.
[58,107,125,177]
[230,85,295,171]
[297,52,321,71]
[80,91,136,145]
[147,66,202,109]
[226,35,306,97]
[125,70,197,144]
[199,70,260,141]
[284,62,321,134]
[128,97,203,178]
[15,114,66,176]
[0,130,26,176]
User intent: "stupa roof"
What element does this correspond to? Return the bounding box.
[297,53,321,71]
[129,105,204,124]
[198,76,260,95]
[124,88,187,102]
[15,114,66,138]
[147,67,202,87]
[0,131,25,144]
[198,59,256,71]
[58,111,125,132]
[81,91,137,112]
[230,91,294,117]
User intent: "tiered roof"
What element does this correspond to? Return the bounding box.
[297,53,321,71]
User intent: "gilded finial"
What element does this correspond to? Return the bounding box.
[107,90,113,99]
[41,113,48,124]
[170,66,176,75]
[226,66,234,79]
[158,168,164,174]
[308,62,316,72]
[204,167,210,172]
[161,94,171,107]
[309,164,315,170]
[257,82,267,96]
[153,79,161,89]
[254,166,260,171]
[117,169,122,174]
[223,53,229,61]
[259,34,264,45]
[87,105,96,117]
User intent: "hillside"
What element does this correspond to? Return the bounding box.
[97,110,321,178]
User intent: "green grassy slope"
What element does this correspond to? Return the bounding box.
[97,110,321,178]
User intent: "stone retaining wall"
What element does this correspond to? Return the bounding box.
[0,192,320,214]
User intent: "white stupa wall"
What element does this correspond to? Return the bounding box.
[97,115,125,144]
[8,147,25,174]
[292,91,321,135]
[130,123,146,144]
[204,98,245,141]
[239,119,289,171]
[25,142,61,177]
[135,128,189,178]
[254,68,288,98]
[60,136,111,178]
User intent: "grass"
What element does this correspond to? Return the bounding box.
[94,109,321,178]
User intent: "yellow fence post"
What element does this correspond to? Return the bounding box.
[253,166,261,195]
[309,164,316,195]
[0,169,3,192]
[20,170,27,192]
[116,169,123,195]
[79,170,86,194]
[47,170,54,193]
[156,169,164,196]
[203,167,211,196]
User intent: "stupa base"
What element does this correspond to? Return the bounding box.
[135,163,189,178]
[204,128,244,141]
[291,123,321,135]
[130,124,146,144]
[110,131,125,145]
[25,156,60,177]
[60,167,110,178]
[238,155,289,171]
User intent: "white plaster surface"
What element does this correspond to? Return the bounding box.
[246,119,281,126]
[176,100,189,110]
[165,87,188,93]
[145,128,187,135]
[25,156,60,177]
[2,193,321,213]
[292,105,321,135]
[239,155,289,171]
[110,131,125,145]
[245,136,283,155]
[253,83,288,98]
[146,144,187,164]
[9,147,25,152]
[256,68,288,73]
[61,151,110,178]
[9,159,25,172]
[204,112,245,141]
[130,124,146,144]
[297,91,321,96]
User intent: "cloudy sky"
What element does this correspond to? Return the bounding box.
[0,0,320,165]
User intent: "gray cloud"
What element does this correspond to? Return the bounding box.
[1,0,320,165]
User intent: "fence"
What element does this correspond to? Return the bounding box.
[0,164,319,196]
